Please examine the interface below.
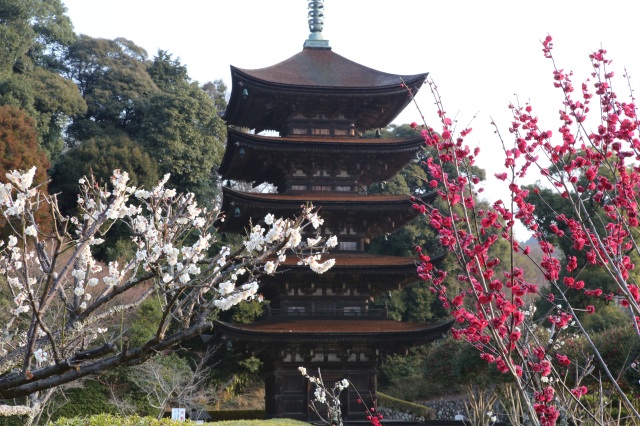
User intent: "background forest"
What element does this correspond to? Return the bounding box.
[1,1,638,424]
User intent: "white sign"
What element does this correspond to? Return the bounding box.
[171,408,186,422]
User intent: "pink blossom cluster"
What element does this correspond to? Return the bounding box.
[410,35,640,424]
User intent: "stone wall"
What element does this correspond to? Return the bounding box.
[420,396,468,420]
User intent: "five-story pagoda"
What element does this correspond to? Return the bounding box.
[215,1,450,420]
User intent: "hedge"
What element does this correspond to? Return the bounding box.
[49,414,309,425]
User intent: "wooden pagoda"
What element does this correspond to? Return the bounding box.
[215,1,451,420]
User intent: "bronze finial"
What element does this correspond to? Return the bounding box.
[304,0,330,48]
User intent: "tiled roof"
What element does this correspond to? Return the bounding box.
[215,318,453,343]
[233,48,427,89]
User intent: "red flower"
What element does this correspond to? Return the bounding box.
[410,122,418,129]
[556,354,571,366]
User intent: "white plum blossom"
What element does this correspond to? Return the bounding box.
[306,236,322,247]
[314,387,327,404]
[306,212,324,229]
[102,261,123,287]
[264,213,275,225]
[286,227,302,248]
[264,261,277,275]
[0,166,338,404]
[219,280,235,295]
[325,235,338,248]
[303,254,336,274]
[34,348,48,364]
[71,269,85,281]
[337,379,349,391]
[6,167,37,192]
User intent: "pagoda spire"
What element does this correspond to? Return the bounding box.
[304,0,330,49]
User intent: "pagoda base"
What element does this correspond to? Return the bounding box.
[264,347,378,421]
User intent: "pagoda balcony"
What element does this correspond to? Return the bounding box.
[219,128,426,190]
[218,187,436,237]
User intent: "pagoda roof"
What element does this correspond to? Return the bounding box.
[218,128,424,188]
[218,187,435,235]
[221,187,434,209]
[232,48,426,88]
[215,318,453,344]
[222,48,427,133]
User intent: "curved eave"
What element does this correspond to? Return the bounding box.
[215,318,453,344]
[221,49,427,132]
[221,187,436,211]
[218,128,425,185]
[223,75,425,133]
[229,48,427,88]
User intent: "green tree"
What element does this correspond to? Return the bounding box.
[0,0,84,159]
[201,79,228,114]
[525,159,640,327]
[49,132,160,213]
[134,52,226,201]
[64,36,158,143]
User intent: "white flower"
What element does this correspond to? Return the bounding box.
[34,348,48,364]
[307,213,324,229]
[298,366,307,376]
[314,387,326,404]
[337,378,349,390]
[6,166,36,191]
[13,293,26,306]
[326,235,338,248]
[264,261,277,275]
[71,269,86,280]
[306,236,321,247]
[286,228,302,248]
[25,225,37,237]
[264,213,275,225]
[219,281,235,295]
[306,256,335,274]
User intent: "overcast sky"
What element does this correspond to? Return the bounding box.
[62,0,640,239]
